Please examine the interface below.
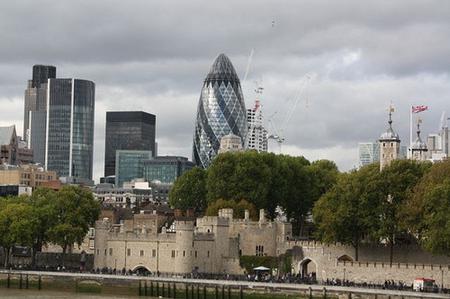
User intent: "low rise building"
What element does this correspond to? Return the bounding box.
[0,164,57,189]
[143,156,194,184]
[0,125,33,166]
[0,185,32,197]
[94,208,292,275]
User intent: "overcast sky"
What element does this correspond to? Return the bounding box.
[1,0,450,180]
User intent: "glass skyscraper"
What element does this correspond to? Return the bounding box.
[115,150,152,187]
[24,65,56,148]
[45,78,95,181]
[192,54,248,168]
[143,156,194,184]
[104,111,156,177]
[358,142,380,167]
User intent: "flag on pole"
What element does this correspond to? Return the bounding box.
[412,105,428,113]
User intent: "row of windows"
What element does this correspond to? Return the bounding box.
[98,248,210,259]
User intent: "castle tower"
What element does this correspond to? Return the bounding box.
[174,220,195,274]
[379,107,401,171]
[411,119,428,161]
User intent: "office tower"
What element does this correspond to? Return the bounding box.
[246,100,268,152]
[45,78,95,181]
[143,156,194,184]
[379,109,400,171]
[104,111,156,177]
[115,150,152,187]
[192,53,247,168]
[24,65,56,145]
[358,142,380,167]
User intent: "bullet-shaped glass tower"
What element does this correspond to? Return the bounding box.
[192,54,247,168]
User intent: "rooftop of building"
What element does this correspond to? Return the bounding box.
[380,111,400,141]
[106,111,156,124]
[205,53,240,84]
[0,125,16,145]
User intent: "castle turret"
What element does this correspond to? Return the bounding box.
[379,107,400,171]
[411,120,428,161]
[174,220,195,274]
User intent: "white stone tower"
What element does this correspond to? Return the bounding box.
[379,107,401,171]
[411,119,428,161]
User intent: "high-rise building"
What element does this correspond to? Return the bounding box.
[104,111,156,177]
[24,65,56,145]
[192,54,248,168]
[358,142,380,167]
[143,156,194,184]
[379,109,401,171]
[115,150,152,187]
[246,99,268,152]
[45,78,95,181]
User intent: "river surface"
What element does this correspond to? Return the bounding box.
[0,289,158,299]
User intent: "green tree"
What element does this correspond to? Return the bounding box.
[401,160,450,254]
[279,156,312,235]
[377,159,431,263]
[206,151,271,209]
[169,167,207,212]
[419,179,450,255]
[0,200,35,267]
[402,160,450,239]
[48,186,100,265]
[205,199,257,220]
[308,159,339,202]
[28,188,58,267]
[313,164,381,261]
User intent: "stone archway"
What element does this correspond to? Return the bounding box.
[299,258,317,280]
[337,254,353,262]
[132,265,151,275]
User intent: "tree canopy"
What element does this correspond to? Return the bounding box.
[170,151,338,234]
[169,167,207,212]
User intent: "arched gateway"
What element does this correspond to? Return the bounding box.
[299,258,317,280]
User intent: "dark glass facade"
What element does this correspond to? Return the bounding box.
[104,111,156,177]
[32,65,56,88]
[46,79,95,180]
[143,156,194,184]
[192,54,247,168]
[115,150,152,187]
[24,65,56,143]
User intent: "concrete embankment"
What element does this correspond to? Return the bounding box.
[1,270,449,299]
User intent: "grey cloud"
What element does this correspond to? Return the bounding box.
[1,0,450,178]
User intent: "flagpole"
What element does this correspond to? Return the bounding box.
[409,105,413,159]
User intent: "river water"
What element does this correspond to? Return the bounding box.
[0,289,158,298]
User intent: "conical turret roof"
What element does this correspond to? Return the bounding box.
[411,122,427,150]
[380,110,400,141]
[205,53,240,83]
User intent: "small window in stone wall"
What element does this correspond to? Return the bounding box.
[207,251,210,258]
[171,250,175,258]
[96,249,99,255]
[104,249,107,256]
[183,250,185,257]
[152,249,156,257]
[195,251,197,258]
[127,248,131,256]
[109,248,113,256]
[140,250,144,256]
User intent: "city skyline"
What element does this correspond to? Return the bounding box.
[1,1,450,180]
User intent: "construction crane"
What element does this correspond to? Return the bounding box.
[267,73,315,153]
